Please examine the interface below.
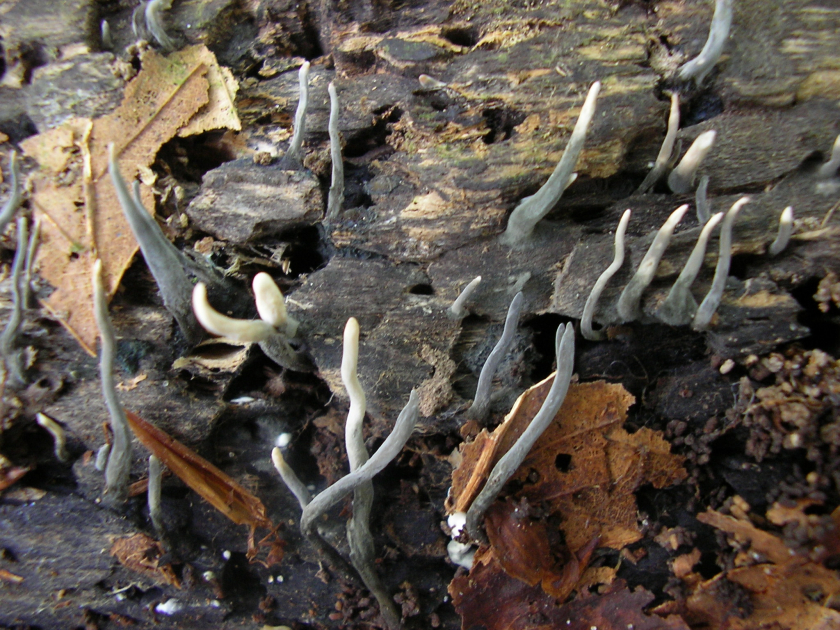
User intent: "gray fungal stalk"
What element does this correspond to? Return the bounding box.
[0,151,22,233]
[656,211,724,326]
[817,135,840,179]
[668,130,716,194]
[581,210,631,341]
[465,323,575,543]
[692,196,750,330]
[283,62,311,168]
[616,204,689,322]
[677,0,734,84]
[325,82,344,223]
[93,259,133,507]
[500,82,600,248]
[448,276,482,319]
[467,292,524,421]
[637,93,680,194]
[769,206,794,257]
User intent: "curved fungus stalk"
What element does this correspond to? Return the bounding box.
[677,0,734,84]
[616,204,689,322]
[769,206,794,256]
[692,196,750,330]
[668,131,717,194]
[500,81,600,248]
[581,210,631,341]
[465,323,576,544]
[637,93,680,194]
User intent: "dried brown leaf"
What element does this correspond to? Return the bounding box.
[22,46,237,353]
[124,410,284,565]
[110,533,180,587]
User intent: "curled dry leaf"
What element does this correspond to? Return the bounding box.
[655,508,840,630]
[21,46,238,353]
[450,380,687,554]
[110,533,180,587]
[124,409,284,566]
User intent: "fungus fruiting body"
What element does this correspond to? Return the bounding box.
[283,61,311,167]
[325,82,344,223]
[677,0,734,83]
[448,275,482,319]
[637,93,680,194]
[769,206,794,256]
[668,131,717,194]
[500,81,600,248]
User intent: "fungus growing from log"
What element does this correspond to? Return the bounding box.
[36,412,68,462]
[325,82,344,224]
[656,211,724,326]
[500,81,600,248]
[109,145,203,346]
[0,151,22,233]
[817,135,840,180]
[467,292,524,421]
[283,61,310,167]
[616,204,689,322]
[769,206,794,256]
[637,93,680,194]
[1,217,37,387]
[448,276,482,319]
[692,196,750,330]
[677,0,734,84]
[581,210,631,341]
[93,259,133,507]
[465,322,575,543]
[192,274,310,371]
[668,131,716,194]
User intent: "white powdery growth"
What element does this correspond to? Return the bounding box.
[656,211,724,326]
[692,196,750,330]
[500,81,600,247]
[769,206,794,256]
[581,210,631,341]
[616,204,689,322]
[677,0,734,84]
[285,61,311,164]
[817,135,840,179]
[668,130,716,194]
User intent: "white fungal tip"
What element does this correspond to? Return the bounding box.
[253,273,288,329]
[192,283,275,343]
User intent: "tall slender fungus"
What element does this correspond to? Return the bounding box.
[769,206,794,256]
[692,196,750,330]
[616,204,689,322]
[500,81,600,247]
[467,292,524,421]
[93,259,133,507]
[449,276,482,319]
[817,135,840,179]
[668,131,716,194]
[696,175,711,224]
[677,0,734,84]
[656,211,724,326]
[325,82,345,223]
[465,323,575,543]
[284,61,311,166]
[581,210,631,340]
[637,93,680,194]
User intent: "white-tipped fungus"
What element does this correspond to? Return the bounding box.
[769,206,794,256]
[500,82,600,247]
[36,412,68,462]
[271,447,312,509]
[192,283,276,343]
[677,0,734,84]
[253,272,298,337]
[284,61,311,166]
[817,135,840,179]
[467,292,524,421]
[581,210,631,341]
[144,0,176,51]
[692,196,750,330]
[148,455,165,535]
[637,93,680,194]
[668,130,716,194]
[448,276,482,319]
[616,204,689,322]
[325,82,344,223]
[465,323,575,543]
[656,211,724,326]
